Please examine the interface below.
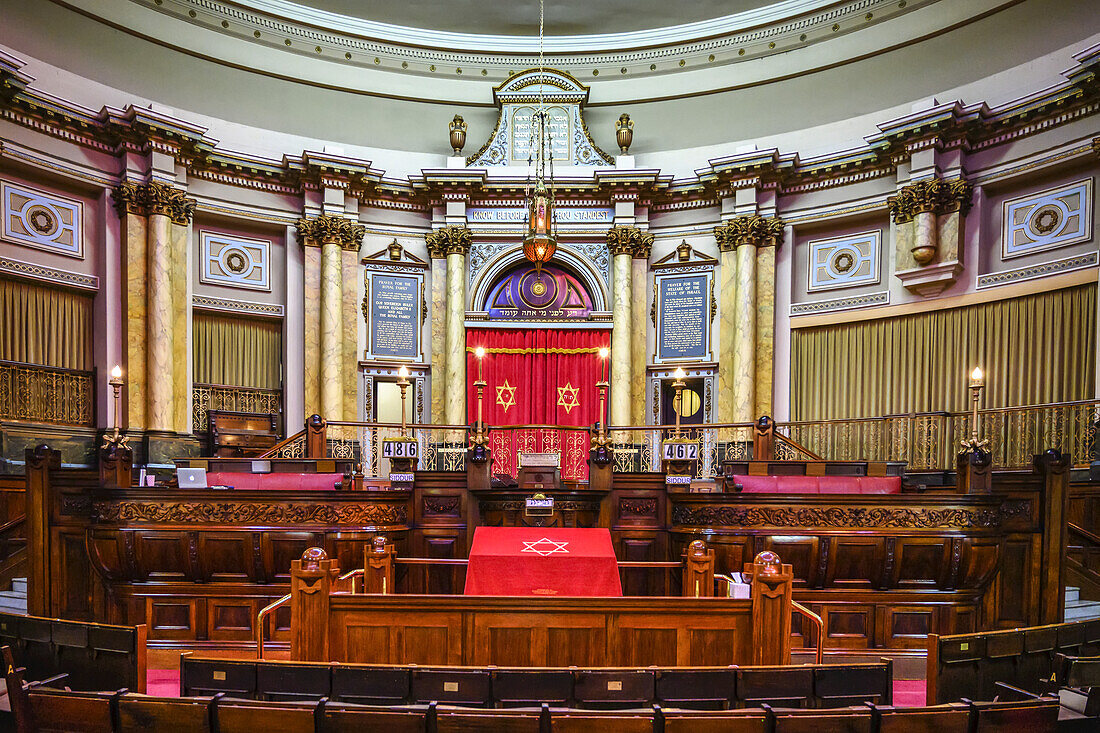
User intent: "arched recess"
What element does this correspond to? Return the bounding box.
[469,246,609,313]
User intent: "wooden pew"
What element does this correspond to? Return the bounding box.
[117,693,213,732]
[435,703,546,733]
[770,705,874,733]
[318,699,427,733]
[965,697,1060,732]
[212,696,318,733]
[24,687,120,733]
[871,703,970,733]
[660,707,769,733]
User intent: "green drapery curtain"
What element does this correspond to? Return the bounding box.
[791,284,1096,421]
[193,312,282,390]
[0,277,92,370]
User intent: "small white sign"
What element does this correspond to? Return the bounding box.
[382,440,419,459]
[662,441,700,461]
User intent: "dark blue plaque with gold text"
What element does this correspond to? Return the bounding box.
[657,274,708,361]
[370,274,419,359]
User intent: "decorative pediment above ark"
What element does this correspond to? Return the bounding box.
[466,68,614,168]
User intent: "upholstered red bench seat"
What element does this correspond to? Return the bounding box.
[732,475,901,494]
[205,472,344,490]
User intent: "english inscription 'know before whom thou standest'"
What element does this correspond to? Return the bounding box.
[657,273,710,361]
[370,274,420,359]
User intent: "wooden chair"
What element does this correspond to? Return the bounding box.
[491,668,574,707]
[180,655,258,698]
[966,697,1059,732]
[813,662,891,707]
[661,707,769,733]
[736,666,814,708]
[317,699,426,733]
[117,693,213,732]
[435,703,547,733]
[410,668,493,707]
[871,703,970,733]
[257,660,332,701]
[330,663,411,705]
[654,667,736,710]
[549,708,653,733]
[25,687,120,733]
[770,705,874,733]
[572,669,654,710]
[213,697,318,733]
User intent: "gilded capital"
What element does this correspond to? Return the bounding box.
[296,215,366,251]
[887,177,973,224]
[111,181,196,225]
[713,214,784,251]
[425,224,471,257]
[606,225,651,257]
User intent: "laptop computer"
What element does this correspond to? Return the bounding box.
[177,468,208,489]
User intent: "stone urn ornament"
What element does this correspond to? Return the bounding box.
[616,113,634,154]
[449,115,467,155]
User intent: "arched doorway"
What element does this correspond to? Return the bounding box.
[466,261,610,482]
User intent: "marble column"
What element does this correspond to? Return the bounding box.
[715,233,738,425]
[754,243,777,420]
[119,198,148,429]
[444,248,467,426]
[319,236,343,420]
[630,237,652,427]
[301,243,322,419]
[608,239,634,429]
[732,242,757,423]
[340,243,361,422]
[145,211,174,431]
[427,238,448,424]
[168,217,191,434]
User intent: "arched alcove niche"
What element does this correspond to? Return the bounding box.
[470,247,609,316]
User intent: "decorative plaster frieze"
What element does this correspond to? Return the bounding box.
[976,252,1099,290]
[790,291,888,316]
[0,255,98,291]
[192,295,284,317]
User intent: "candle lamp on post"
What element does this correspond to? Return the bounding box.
[661,366,699,488]
[594,346,610,448]
[958,366,991,494]
[397,365,411,436]
[103,365,129,450]
[382,365,418,485]
[472,346,489,449]
[962,366,988,452]
[672,366,686,436]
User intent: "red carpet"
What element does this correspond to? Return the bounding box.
[148,668,928,706]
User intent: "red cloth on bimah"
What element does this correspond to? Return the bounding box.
[463,527,623,597]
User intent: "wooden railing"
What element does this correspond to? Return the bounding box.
[192,382,282,433]
[0,360,94,427]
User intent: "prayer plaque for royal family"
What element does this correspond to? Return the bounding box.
[365,271,423,361]
[655,272,712,363]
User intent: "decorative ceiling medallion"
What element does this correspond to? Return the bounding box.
[1,181,83,259]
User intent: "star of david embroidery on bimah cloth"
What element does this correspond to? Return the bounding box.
[521,537,570,556]
[496,379,516,412]
[556,382,581,414]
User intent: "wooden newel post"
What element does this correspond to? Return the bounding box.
[363,536,396,594]
[25,445,60,617]
[290,547,338,662]
[306,414,327,459]
[682,540,715,597]
[98,444,133,489]
[753,416,775,461]
[956,447,992,494]
[744,550,793,665]
[1036,449,1071,625]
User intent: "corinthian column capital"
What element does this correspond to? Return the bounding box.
[714,214,784,251]
[111,181,196,225]
[887,177,973,224]
[606,225,651,257]
[426,225,472,258]
[296,214,366,250]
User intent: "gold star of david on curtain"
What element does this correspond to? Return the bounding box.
[496,379,516,412]
[557,382,581,414]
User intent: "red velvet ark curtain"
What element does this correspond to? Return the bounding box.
[466,328,610,481]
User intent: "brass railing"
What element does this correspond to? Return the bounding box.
[0,360,94,427]
[326,421,471,474]
[606,423,756,478]
[255,592,291,660]
[776,399,1100,471]
[192,382,282,433]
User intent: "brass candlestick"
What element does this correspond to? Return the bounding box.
[473,346,488,447]
[672,367,686,436]
[962,366,988,452]
[103,365,129,449]
[595,347,610,446]
[397,365,410,436]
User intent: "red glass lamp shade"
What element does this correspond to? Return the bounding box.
[523,183,556,271]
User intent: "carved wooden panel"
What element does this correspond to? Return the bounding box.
[763,536,818,587]
[146,597,201,640]
[688,628,741,666]
[198,533,253,583]
[207,598,258,641]
[879,605,935,649]
[265,532,326,583]
[135,531,190,582]
[994,536,1036,627]
[618,626,678,667]
[546,624,607,667]
[820,604,874,649]
[826,536,884,589]
[892,537,951,589]
[53,529,95,620]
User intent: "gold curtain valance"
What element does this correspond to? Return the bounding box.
[791,284,1096,421]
